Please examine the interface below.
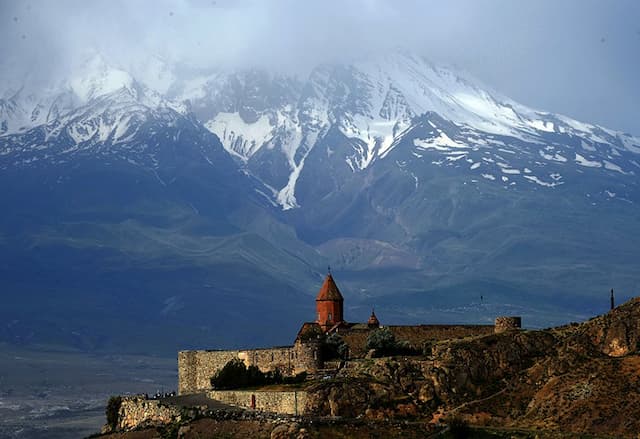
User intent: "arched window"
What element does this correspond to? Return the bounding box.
[328,312,333,321]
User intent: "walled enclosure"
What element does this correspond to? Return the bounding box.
[178,274,516,396]
[338,324,496,357]
[179,340,321,394]
[179,325,502,394]
[208,390,308,415]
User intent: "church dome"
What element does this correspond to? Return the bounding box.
[367,310,380,328]
[316,274,344,302]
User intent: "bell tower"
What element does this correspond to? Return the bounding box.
[315,271,344,331]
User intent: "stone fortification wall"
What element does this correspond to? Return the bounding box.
[115,396,182,431]
[179,325,501,394]
[339,325,496,357]
[179,350,241,394]
[494,317,522,333]
[179,343,321,395]
[240,346,297,376]
[293,339,322,374]
[208,390,308,415]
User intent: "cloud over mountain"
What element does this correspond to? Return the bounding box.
[1,0,638,134]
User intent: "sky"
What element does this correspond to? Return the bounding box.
[1,0,639,134]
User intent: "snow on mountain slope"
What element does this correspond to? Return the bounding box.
[194,52,541,169]
[0,85,71,136]
[2,50,639,209]
[176,52,639,208]
[205,112,274,160]
[0,86,218,171]
[0,53,173,138]
[69,54,136,103]
[389,110,640,196]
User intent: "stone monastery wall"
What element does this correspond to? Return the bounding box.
[339,324,496,357]
[208,390,308,415]
[179,350,241,395]
[238,346,298,376]
[178,324,513,394]
[179,341,321,394]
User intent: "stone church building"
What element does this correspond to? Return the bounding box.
[178,273,510,394]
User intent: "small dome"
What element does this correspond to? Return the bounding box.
[367,310,380,328]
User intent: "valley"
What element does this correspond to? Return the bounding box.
[0,344,175,438]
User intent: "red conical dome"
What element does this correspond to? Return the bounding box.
[367,310,380,328]
[316,274,344,302]
[315,273,344,331]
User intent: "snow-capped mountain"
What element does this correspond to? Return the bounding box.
[2,49,640,351]
[2,51,639,209]
[0,85,69,136]
[0,55,210,170]
[159,52,640,209]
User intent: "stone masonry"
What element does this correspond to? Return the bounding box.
[208,390,309,416]
[115,396,182,431]
[179,340,321,394]
[494,316,522,333]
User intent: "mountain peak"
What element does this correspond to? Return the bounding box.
[2,51,640,211]
[68,53,136,103]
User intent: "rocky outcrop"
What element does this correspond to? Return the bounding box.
[100,416,437,439]
[303,330,556,419]
[270,422,310,439]
[576,297,640,357]
[306,377,416,419]
[301,297,640,437]
[430,331,556,404]
[102,396,183,433]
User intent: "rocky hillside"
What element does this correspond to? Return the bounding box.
[301,297,640,437]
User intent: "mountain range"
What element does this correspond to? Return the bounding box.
[2,51,639,354]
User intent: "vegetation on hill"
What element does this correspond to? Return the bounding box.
[365,327,420,357]
[321,333,349,360]
[210,359,307,389]
[106,396,122,430]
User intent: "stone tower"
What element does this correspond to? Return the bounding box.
[316,273,344,331]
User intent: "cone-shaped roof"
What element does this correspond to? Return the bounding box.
[316,274,344,301]
[367,310,380,327]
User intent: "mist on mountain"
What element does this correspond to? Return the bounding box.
[1,0,639,134]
